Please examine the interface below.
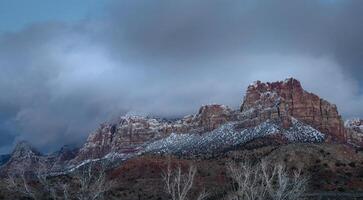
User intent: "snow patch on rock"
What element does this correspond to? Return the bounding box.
[144,118,324,155]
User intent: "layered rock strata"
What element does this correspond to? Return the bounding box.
[240,78,346,143]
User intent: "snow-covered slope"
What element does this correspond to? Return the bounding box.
[345,118,363,147]
[345,118,363,132]
[284,118,326,142]
[57,118,325,173]
[144,118,325,155]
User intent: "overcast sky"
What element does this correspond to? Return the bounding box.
[0,0,362,153]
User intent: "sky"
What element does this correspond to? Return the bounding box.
[0,0,362,154]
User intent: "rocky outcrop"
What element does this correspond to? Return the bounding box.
[173,104,234,135]
[187,104,233,132]
[345,118,363,147]
[0,142,78,175]
[240,78,346,143]
[0,141,46,175]
[75,104,233,161]
[75,116,170,161]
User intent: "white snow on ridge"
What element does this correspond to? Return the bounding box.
[144,118,325,155]
[345,118,363,132]
[50,118,325,176]
[284,118,325,142]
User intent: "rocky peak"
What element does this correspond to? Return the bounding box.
[0,141,45,175]
[241,78,346,143]
[11,141,41,159]
[246,78,302,93]
[75,116,169,161]
[242,78,304,112]
[187,104,233,132]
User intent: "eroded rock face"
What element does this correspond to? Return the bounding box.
[345,119,363,147]
[183,104,234,132]
[240,78,346,143]
[75,116,170,161]
[75,104,233,161]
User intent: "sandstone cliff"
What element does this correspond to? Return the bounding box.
[240,78,346,143]
[75,104,233,161]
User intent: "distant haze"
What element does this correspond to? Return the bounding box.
[0,0,362,153]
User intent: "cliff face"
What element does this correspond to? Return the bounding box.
[76,78,349,163]
[240,78,346,143]
[75,104,233,161]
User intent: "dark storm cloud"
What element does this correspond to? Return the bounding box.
[103,0,363,114]
[0,0,362,153]
[104,0,363,74]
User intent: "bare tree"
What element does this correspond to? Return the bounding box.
[196,188,209,200]
[5,163,70,200]
[162,161,208,200]
[6,169,37,199]
[75,160,111,200]
[36,162,59,199]
[260,161,307,200]
[5,159,111,200]
[227,160,308,200]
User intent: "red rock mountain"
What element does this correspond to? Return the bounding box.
[74,78,347,163]
[240,78,346,143]
[0,78,357,175]
[75,104,233,161]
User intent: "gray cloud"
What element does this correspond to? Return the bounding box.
[0,0,362,153]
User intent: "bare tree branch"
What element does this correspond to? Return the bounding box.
[75,160,111,200]
[5,163,71,200]
[196,188,209,200]
[162,159,208,200]
[227,160,308,200]
[5,167,37,199]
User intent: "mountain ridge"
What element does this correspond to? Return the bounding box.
[0,78,360,175]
